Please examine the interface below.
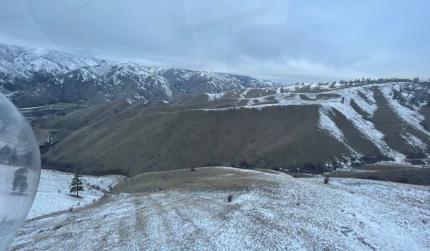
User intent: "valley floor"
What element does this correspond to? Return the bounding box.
[9,167,430,251]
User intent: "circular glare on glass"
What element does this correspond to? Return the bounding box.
[0,93,41,250]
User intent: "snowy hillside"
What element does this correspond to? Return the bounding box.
[197,81,430,166]
[9,167,430,251]
[33,79,430,175]
[28,169,123,219]
[0,43,279,107]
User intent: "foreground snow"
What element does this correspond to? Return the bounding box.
[9,167,430,251]
[28,169,123,219]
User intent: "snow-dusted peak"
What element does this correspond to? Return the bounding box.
[0,43,279,107]
[0,43,102,78]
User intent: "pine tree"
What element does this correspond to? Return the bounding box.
[69,173,84,197]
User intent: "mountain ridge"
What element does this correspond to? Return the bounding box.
[0,43,279,107]
[33,80,430,175]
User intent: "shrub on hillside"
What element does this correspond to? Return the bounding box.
[323,176,330,184]
[227,194,233,203]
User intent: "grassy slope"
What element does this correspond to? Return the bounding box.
[34,83,430,176]
[39,103,348,175]
[112,167,277,193]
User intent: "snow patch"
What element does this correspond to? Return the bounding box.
[402,133,427,151]
[318,107,345,142]
[28,169,123,219]
[206,92,225,101]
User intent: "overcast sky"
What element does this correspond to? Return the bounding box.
[0,0,429,83]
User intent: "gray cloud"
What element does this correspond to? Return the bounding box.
[0,0,429,82]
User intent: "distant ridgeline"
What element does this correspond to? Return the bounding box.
[0,43,277,108]
[3,44,428,110]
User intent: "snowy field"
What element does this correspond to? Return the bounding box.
[9,167,430,251]
[28,169,124,219]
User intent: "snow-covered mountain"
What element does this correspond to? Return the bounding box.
[0,44,279,107]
